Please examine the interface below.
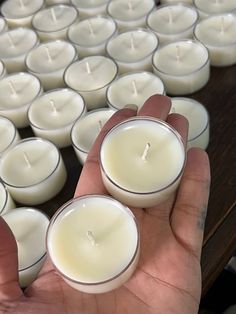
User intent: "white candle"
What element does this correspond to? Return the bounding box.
[106,29,158,74]
[70,0,109,20]
[146,4,198,44]
[0,16,8,34]
[152,40,210,95]
[32,4,79,42]
[71,108,115,164]
[0,0,44,28]
[170,97,209,150]
[161,0,193,4]
[0,116,20,157]
[64,56,118,110]
[107,0,155,31]
[0,181,15,215]
[26,40,77,91]
[194,0,236,19]
[0,138,67,205]
[0,72,42,128]
[47,195,140,293]
[100,117,186,208]
[194,13,236,66]
[0,28,39,73]
[68,15,117,58]
[28,88,86,148]
[106,71,165,110]
[2,207,49,287]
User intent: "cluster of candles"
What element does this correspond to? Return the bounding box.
[0,0,233,293]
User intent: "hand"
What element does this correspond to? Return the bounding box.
[0,95,210,314]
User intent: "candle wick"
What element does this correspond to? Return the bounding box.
[220,16,225,33]
[168,8,173,24]
[130,33,135,50]
[23,152,31,168]
[19,0,24,8]
[87,20,94,35]
[87,231,97,246]
[7,33,15,47]
[8,80,17,96]
[132,80,138,95]
[85,61,92,74]
[49,99,58,114]
[141,142,151,161]
[128,1,133,10]
[51,8,57,22]
[98,120,103,131]
[45,46,52,62]
[176,45,181,62]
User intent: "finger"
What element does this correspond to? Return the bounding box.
[0,217,23,301]
[170,148,211,259]
[138,94,171,120]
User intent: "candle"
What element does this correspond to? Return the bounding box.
[32,4,79,42]
[106,71,165,110]
[107,0,155,31]
[146,4,198,44]
[0,28,39,73]
[64,56,118,110]
[0,181,15,216]
[0,116,20,157]
[0,72,42,128]
[70,0,109,20]
[0,0,44,28]
[26,40,77,91]
[0,138,67,205]
[193,0,236,19]
[68,15,117,58]
[152,40,210,95]
[194,13,236,67]
[100,117,186,208]
[170,97,209,150]
[106,29,158,74]
[0,16,8,34]
[71,108,115,164]
[2,207,49,287]
[46,195,140,293]
[28,88,86,148]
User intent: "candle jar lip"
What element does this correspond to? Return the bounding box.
[0,60,6,79]
[0,116,19,156]
[105,28,159,64]
[1,0,44,20]
[0,181,9,214]
[67,14,118,48]
[46,194,140,286]
[100,116,186,195]
[152,39,210,77]
[193,0,236,16]
[0,137,62,189]
[27,88,87,131]
[146,3,199,36]
[71,0,109,10]
[32,4,79,34]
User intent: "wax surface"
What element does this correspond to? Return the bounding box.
[194,0,236,14]
[1,0,44,18]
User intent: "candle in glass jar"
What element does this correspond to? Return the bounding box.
[152,39,210,95]
[47,195,140,294]
[2,207,49,287]
[100,117,186,208]
[32,4,79,42]
[194,13,236,66]
[28,88,86,148]
[0,28,39,73]
[68,15,117,58]
[0,116,20,157]
[106,71,165,110]
[0,138,67,205]
[70,0,109,20]
[193,0,236,19]
[64,56,118,110]
[26,40,77,91]
[0,72,42,128]
[0,181,15,216]
[106,29,158,74]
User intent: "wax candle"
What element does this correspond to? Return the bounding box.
[32,4,79,42]
[47,195,140,293]
[170,97,209,150]
[28,88,86,148]
[107,0,155,31]
[0,28,39,73]
[0,181,15,215]
[146,4,198,44]
[0,0,44,28]
[3,207,49,287]
[193,0,236,19]
[194,14,236,67]
[71,108,115,164]
[106,29,158,74]
[106,71,165,110]
[64,56,118,110]
[100,117,186,208]
[0,16,8,34]
[0,72,42,128]
[0,116,20,157]
[152,40,210,95]
[26,40,77,91]
[68,15,117,58]
[70,0,109,20]
[0,138,67,205]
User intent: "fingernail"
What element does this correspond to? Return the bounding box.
[124,104,138,111]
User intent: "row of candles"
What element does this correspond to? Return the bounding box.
[0,0,226,293]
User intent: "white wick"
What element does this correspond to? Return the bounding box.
[98,120,103,131]
[85,61,92,74]
[130,33,135,50]
[51,8,57,22]
[176,45,181,62]
[23,152,31,168]
[141,142,151,161]
[168,8,173,24]
[87,231,97,246]
[128,1,133,10]
[7,33,15,47]
[132,80,138,95]
[49,99,58,114]
[45,46,52,62]
[220,16,225,34]
[19,0,24,8]
[8,80,17,96]
[87,20,94,35]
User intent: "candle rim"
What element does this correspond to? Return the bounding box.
[0,116,19,156]
[1,0,44,20]
[193,0,236,15]
[0,16,8,34]
[0,181,9,214]
[71,0,109,10]
[0,60,6,79]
